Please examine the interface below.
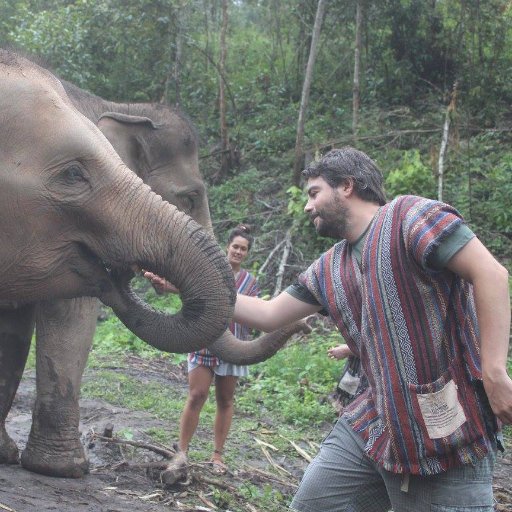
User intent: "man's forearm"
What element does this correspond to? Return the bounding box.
[234,294,274,330]
[474,263,512,424]
[445,236,512,423]
[474,264,511,378]
[234,292,321,332]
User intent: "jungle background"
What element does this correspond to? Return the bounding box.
[1,1,512,511]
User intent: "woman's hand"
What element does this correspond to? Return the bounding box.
[143,271,180,295]
[327,344,353,360]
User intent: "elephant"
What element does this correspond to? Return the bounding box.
[0,48,238,478]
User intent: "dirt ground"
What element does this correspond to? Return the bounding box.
[1,359,511,512]
[0,359,307,512]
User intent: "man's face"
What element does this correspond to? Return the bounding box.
[304,176,349,239]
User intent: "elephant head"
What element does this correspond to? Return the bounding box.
[0,49,235,352]
[59,72,304,364]
[61,80,212,233]
[97,111,211,231]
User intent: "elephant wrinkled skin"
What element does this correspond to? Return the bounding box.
[0,49,236,478]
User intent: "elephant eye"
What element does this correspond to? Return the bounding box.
[61,163,88,185]
[182,196,194,213]
[178,193,196,214]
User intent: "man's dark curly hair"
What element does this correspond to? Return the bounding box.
[302,147,387,206]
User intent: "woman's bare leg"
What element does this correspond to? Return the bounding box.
[178,366,214,453]
[212,375,238,469]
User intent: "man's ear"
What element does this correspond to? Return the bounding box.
[340,178,355,196]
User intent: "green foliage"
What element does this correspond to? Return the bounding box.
[238,482,287,510]
[7,0,182,101]
[469,150,512,234]
[286,185,309,230]
[237,330,343,427]
[385,149,436,200]
[208,168,264,229]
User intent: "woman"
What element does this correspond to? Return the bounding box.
[145,224,260,474]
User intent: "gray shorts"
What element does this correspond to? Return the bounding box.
[187,359,249,378]
[290,417,496,512]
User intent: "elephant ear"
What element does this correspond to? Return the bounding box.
[97,112,160,177]
[98,112,163,129]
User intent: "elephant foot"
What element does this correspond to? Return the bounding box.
[21,435,89,478]
[0,427,19,464]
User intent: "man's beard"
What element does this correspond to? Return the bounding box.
[313,197,349,240]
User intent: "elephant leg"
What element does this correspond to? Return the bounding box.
[21,297,99,478]
[0,305,35,464]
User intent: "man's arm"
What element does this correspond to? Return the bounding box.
[234,291,322,332]
[446,236,512,424]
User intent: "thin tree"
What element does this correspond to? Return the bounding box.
[437,81,458,202]
[160,2,185,106]
[292,0,327,186]
[352,0,363,137]
[219,0,230,179]
[173,6,184,106]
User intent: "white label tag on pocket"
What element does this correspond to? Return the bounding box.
[416,380,466,439]
[338,371,360,395]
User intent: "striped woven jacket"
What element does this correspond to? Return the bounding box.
[299,195,496,475]
[188,269,260,366]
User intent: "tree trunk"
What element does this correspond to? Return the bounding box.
[203,0,214,73]
[219,0,230,179]
[273,229,292,297]
[292,0,327,186]
[173,6,184,107]
[352,0,363,137]
[160,4,184,106]
[437,81,458,202]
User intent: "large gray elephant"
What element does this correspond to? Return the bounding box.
[0,49,238,478]
[0,50,307,479]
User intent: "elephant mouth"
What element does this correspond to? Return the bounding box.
[73,243,136,293]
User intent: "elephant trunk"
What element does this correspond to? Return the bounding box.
[209,319,312,365]
[98,178,236,353]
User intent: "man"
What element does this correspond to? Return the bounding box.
[234,147,512,512]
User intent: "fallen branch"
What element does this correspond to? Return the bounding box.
[192,471,237,492]
[258,444,293,477]
[198,492,217,509]
[241,464,298,489]
[307,440,320,451]
[279,435,313,462]
[93,433,176,459]
[254,436,279,451]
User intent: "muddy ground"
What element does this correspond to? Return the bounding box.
[1,357,511,512]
